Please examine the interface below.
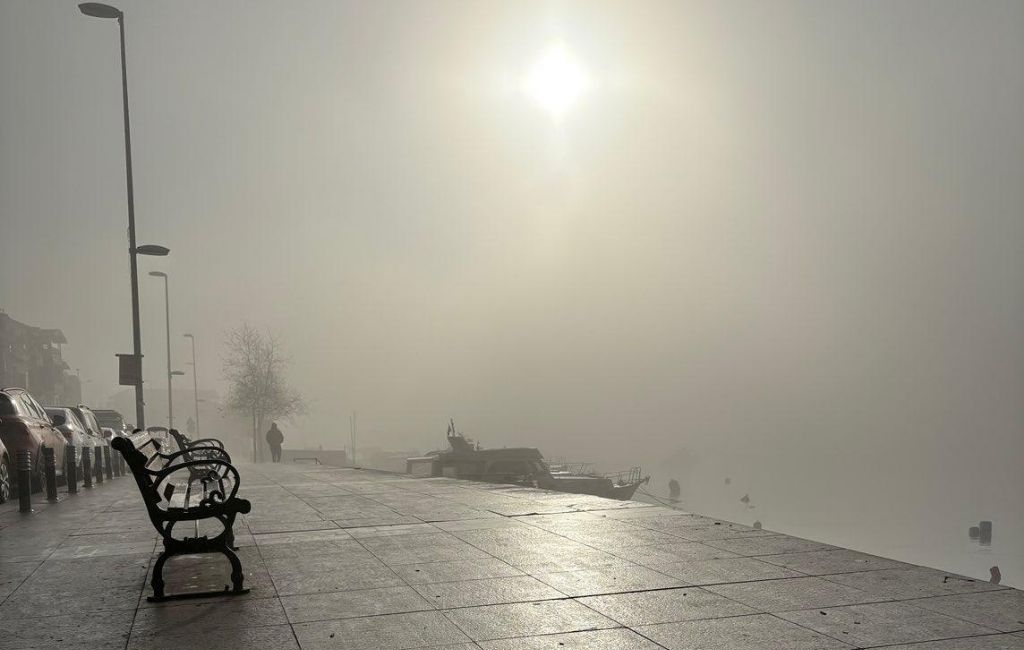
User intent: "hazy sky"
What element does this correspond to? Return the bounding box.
[2,0,1022,504]
[3,0,1023,587]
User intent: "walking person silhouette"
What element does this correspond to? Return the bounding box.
[266,422,284,463]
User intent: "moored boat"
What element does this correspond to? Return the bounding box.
[406,420,650,500]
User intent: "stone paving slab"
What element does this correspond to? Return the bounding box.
[904,589,1024,633]
[0,461,1021,649]
[778,601,999,647]
[637,613,857,649]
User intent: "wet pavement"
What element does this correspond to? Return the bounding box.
[1,462,1022,649]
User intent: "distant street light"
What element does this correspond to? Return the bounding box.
[148,271,176,429]
[169,369,186,422]
[183,333,200,436]
[75,368,92,405]
[79,2,165,429]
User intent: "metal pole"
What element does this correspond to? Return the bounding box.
[350,411,356,467]
[117,14,145,430]
[188,335,199,435]
[161,274,173,429]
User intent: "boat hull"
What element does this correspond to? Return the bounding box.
[538,475,649,501]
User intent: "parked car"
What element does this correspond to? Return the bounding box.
[44,407,96,471]
[92,409,127,436]
[0,438,10,504]
[71,406,107,445]
[0,387,67,493]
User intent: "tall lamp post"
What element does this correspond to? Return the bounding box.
[169,370,186,428]
[79,2,168,429]
[183,334,200,436]
[148,271,175,428]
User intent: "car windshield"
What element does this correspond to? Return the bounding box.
[83,410,101,433]
[72,408,97,434]
[15,392,43,419]
[68,410,87,430]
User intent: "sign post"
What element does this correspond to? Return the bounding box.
[117,353,142,387]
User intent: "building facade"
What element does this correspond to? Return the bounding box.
[0,310,79,405]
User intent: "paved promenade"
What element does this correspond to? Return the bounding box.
[1,463,1022,649]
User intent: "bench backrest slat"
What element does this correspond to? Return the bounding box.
[112,434,168,512]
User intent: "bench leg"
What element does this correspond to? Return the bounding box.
[222,545,246,593]
[150,551,169,601]
[147,546,250,602]
[216,513,239,550]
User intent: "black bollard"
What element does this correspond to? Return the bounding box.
[43,446,59,503]
[66,444,78,494]
[82,447,93,489]
[94,447,104,485]
[16,449,32,513]
[104,447,113,480]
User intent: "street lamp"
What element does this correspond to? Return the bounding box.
[75,368,92,405]
[79,2,165,429]
[183,335,200,438]
[148,271,175,429]
[78,3,121,18]
[169,370,185,428]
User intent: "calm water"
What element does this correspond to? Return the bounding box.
[636,444,1022,589]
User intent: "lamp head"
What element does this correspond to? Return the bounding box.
[79,3,122,19]
[171,370,186,376]
[136,244,170,256]
[148,271,167,278]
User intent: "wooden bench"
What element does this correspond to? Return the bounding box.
[112,432,251,602]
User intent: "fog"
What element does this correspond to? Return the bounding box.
[2,1,1022,586]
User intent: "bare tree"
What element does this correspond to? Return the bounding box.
[222,323,305,462]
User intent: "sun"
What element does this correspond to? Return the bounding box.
[523,43,588,119]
